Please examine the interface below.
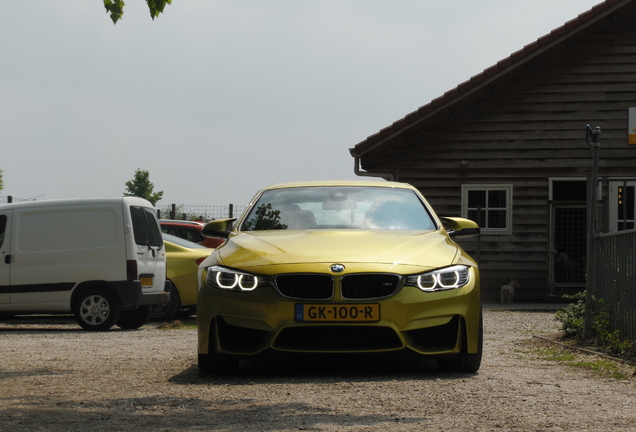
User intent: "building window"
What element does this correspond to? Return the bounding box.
[609,180,636,231]
[461,185,512,234]
[617,185,635,230]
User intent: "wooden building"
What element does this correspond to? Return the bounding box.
[349,0,636,302]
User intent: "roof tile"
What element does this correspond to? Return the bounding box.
[577,10,596,23]
[536,33,554,46]
[522,42,540,55]
[457,80,473,93]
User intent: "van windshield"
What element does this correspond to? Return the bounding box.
[130,206,163,247]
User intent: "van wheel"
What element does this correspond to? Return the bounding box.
[150,282,180,321]
[117,305,152,329]
[74,289,120,331]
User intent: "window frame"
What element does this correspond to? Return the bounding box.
[608,179,636,232]
[461,184,513,235]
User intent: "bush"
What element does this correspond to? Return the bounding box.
[555,291,586,339]
[555,290,630,356]
[592,299,628,356]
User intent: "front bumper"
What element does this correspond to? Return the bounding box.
[197,267,480,358]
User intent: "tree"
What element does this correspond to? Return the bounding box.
[124,169,164,206]
[104,0,172,24]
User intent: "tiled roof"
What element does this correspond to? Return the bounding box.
[350,0,631,157]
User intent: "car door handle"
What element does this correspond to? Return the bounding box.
[4,254,12,264]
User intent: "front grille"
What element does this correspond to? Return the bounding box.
[341,274,401,299]
[275,274,334,300]
[274,325,403,351]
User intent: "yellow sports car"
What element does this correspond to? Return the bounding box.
[151,234,214,321]
[197,180,481,374]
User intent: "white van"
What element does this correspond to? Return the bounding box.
[0,197,169,330]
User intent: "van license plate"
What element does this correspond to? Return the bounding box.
[140,277,153,287]
[295,304,380,322]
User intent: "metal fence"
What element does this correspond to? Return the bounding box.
[157,204,247,221]
[594,228,636,341]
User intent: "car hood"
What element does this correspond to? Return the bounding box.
[214,229,460,271]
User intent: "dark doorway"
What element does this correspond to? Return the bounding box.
[549,180,587,296]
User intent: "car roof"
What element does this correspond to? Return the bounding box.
[261,180,417,191]
[159,220,205,226]
[0,196,151,211]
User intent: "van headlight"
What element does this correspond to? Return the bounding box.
[205,266,269,291]
[405,265,471,292]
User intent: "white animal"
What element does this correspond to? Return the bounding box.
[500,279,520,304]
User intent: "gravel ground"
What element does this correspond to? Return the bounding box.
[1,308,635,432]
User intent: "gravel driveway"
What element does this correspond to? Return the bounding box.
[1,308,635,431]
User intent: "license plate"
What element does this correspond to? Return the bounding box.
[295,304,380,322]
[140,277,153,287]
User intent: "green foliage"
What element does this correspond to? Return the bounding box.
[555,290,630,356]
[533,347,628,380]
[104,0,172,24]
[124,168,164,206]
[243,203,287,230]
[158,204,214,222]
[103,0,125,23]
[555,291,586,338]
[146,0,172,18]
[591,299,630,356]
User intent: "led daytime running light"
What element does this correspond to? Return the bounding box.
[409,265,470,292]
[238,274,258,290]
[435,270,460,289]
[215,271,237,289]
[208,266,261,291]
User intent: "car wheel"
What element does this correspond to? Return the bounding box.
[117,305,152,329]
[150,282,181,321]
[198,353,239,375]
[175,306,196,319]
[436,313,483,373]
[74,288,120,331]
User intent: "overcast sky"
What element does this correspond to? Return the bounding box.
[1,0,602,207]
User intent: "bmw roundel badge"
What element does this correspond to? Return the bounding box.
[330,264,345,273]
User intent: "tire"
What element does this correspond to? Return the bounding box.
[74,288,120,331]
[199,317,240,375]
[150,282,181,321]
[117,305,152,329]
[436,312,483,373]
[175,306,196,320]
[198,353,239,375]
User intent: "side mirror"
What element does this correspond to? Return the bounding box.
[202,218,237,239]
[440,217,480,238]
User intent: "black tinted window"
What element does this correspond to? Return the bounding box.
[130,206,163,247]
[0,215,6,247]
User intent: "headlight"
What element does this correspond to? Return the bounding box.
[205,266,269,291]
[405,265,471,292]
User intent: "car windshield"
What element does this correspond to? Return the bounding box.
[241,186,436,231]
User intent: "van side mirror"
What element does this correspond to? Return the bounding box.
[202,218,237,239]
[440,217,480,238]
